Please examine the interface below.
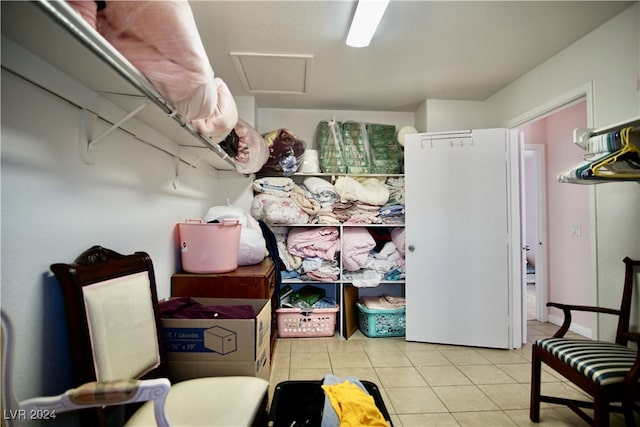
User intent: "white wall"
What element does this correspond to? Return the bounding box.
[256,108,414,149]
[485,3,639,130]
[484,3,640,340]
[416,99,486,132]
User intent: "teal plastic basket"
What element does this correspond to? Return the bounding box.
[356,302,406,338]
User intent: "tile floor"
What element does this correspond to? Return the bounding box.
[268,320,632,426]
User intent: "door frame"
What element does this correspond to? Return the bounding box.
[524,143,548,324]
[506,82,596,337]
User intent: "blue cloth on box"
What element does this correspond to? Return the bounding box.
[321,374,368,427]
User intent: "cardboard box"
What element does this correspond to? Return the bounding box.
[161,298,271,381]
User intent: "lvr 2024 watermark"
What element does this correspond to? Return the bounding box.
[3,409,57,420]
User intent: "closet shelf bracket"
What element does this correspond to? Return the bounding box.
[172,149,205,190]
[78,103,147,164]
[34,0,236,170]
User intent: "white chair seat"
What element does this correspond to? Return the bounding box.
[125,376,269,427]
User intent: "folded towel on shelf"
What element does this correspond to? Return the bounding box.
[361,295,406,310]
[253,177,295,195]
[334,176,390,206]
[303,176,339,203]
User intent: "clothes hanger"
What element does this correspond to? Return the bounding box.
[590,127,640,178]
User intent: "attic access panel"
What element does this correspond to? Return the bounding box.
[230,52,312,94]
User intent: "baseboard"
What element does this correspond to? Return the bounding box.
[547,314,592,338]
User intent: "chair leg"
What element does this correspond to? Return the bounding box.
[530,347,542,423]
[623,407,636,427]
[593,396,610,427]
[622,398,637,427]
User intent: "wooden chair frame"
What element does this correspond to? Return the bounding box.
[530,256,640,426]
[1,310,172,427]
[49,245,269,427]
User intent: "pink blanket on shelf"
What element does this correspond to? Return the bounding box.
[342,227,376,272]
[287,226,340,261]
[68,0,238,141]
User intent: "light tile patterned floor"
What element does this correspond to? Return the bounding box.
[268,321,632,426]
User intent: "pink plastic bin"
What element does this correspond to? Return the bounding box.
[178,218,241,273]
[276,306,339,338]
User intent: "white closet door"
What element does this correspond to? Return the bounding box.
[404,128,520,349]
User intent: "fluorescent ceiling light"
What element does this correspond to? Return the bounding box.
[346,0,390,48]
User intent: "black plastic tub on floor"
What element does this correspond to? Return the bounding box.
[267,379,393,426]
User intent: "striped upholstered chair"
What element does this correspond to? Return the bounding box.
[530,257,640,426]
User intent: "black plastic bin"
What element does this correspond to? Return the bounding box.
[267,379,393,426]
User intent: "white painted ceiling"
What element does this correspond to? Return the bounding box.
[190,1,635,112]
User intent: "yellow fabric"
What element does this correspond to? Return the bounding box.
[321,381,388,427]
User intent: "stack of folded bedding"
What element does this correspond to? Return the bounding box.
[334,176,389,206]
[287,227,340,260]
[342,227,406,287]
[292,176,403,225]
[302,177,339,204]
[342,227,376,272]
[251,177,321,225]
[360,295,406,310]
[284,227,341,281]
[386,176,405,205]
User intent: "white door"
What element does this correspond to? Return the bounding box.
[404,128,521,349]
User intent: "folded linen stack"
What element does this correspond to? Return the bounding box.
[360,295,406,310]
[287,226,340,260]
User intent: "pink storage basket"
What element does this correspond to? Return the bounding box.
[276,307,339,338]
[178,218,241,273]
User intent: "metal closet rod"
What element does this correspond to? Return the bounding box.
[2,65,205,172]
[35,0,235,169]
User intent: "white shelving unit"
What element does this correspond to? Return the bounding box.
[256,173,405,338]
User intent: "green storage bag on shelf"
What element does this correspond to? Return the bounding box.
[317,120,346,173]
[367,123,403,174]
[341,121,371,174]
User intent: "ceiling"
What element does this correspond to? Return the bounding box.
[189,1,635,112]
